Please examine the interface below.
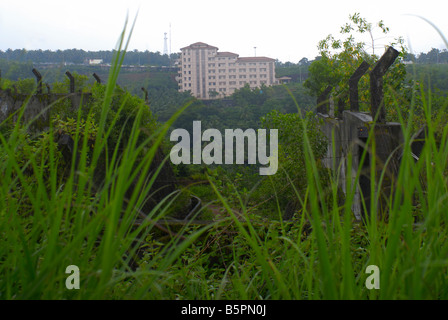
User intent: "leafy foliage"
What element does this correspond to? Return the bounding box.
[252,110,328,216]
[304,13,408,119]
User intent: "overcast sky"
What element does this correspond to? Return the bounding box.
[0,0,447,62]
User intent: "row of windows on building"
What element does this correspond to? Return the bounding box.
[182,49,216,55]
[184,80,266,91]
[182,65,268,72]
[182,79,266,88]
[209,80,266,86]
[207,68,268,73]
[183,74,267,81]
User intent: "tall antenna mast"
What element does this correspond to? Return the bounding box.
[163,32,168,56]
[254,47,257,57]
[169,23,172,57]
[169,23,172,67]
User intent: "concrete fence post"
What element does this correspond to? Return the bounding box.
[32,68,43,95]
[349,61,370,112]
[93,73,102,84]
[370,47,400,122]
[141,87,149,102]
[65,71,75,93]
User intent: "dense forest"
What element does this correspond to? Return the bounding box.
[1,13,448,301]
[0,48,178,66]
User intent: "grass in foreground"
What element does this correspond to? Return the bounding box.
[1,19,448,300]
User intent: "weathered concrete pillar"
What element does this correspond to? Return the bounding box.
[93,73,102,84]
[370,47,399,122]
[349,61,370,112]
[65,71,75,93]
[141,87,149,103]
[329,95,335,117]
[32,68,43,94]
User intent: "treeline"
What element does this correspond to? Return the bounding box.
[1,47,446,67]
[156,83,315,134]
[407,64,448,93]
[0,48,179,66]
[405,48,448,64]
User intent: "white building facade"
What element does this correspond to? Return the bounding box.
[178,42,277,99]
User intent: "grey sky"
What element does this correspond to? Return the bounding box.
[0,0,446,62]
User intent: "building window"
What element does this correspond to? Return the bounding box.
[239,68,246,72]
[249,68,257,72]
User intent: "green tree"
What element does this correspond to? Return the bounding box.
[304,13,408,117]
[52,72,91,94]
[252,110,328,216]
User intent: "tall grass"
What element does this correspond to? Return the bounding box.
[201,76,448,299]
[0,16,209,300]
[1,17,448,300]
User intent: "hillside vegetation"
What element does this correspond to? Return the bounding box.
[1,14,448,300]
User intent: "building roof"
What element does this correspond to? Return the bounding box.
[180,42,218,50]
[217,51,239,57]
[237,57,276,62]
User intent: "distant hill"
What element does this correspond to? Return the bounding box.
[0,48,179,67]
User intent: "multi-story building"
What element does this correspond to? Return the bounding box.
[177,42,277,99]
